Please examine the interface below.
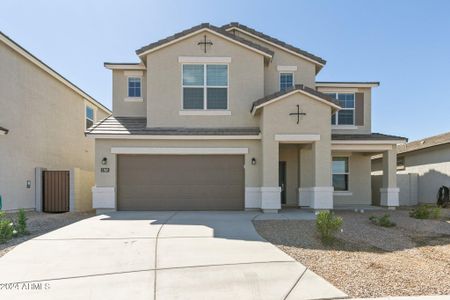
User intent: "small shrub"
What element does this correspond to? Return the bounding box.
[16,209,28,236]
[369,214,396,227]
[316,211,343,243]
[410,205,442,220]
[0,212,14,244]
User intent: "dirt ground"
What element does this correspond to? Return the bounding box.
[0,211,94,258]
[254,208,450,298]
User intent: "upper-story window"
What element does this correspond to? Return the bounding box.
[326,93,355,125]
[279,72,294,92]
[128,77,142,98]
[182,64,228,110]
[86,105,94,129]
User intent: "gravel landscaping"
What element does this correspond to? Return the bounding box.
[0,211,94,258]
[254,208,450,298]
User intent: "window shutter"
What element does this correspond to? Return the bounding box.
[355,92,364,126]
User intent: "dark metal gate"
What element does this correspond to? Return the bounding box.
[43,171,69,213]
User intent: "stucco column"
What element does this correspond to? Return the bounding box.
[311,141,334,209]
[380,149,399,208]
[261,139,281,213]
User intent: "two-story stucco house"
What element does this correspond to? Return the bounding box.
[87,23,406,212]
[0,31,111,212]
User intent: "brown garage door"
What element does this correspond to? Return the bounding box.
[117,155,244,211]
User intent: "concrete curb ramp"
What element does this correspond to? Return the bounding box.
[0,211,347,300]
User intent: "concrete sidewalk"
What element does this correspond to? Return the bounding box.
[0,211,346,300]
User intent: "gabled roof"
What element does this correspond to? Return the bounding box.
[222,22,326,68]
[0,31,111,114]
[86,116,261,137]
[316,81,380,88]
[135,23,274,58]
[0,126,9,135]
[251,85,341,114]
[397,131,450,154]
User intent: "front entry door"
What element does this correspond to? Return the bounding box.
[279,161,287,205]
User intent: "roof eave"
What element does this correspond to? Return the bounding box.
[223,25,326,68]
[104,63,146,70]
[136,27,273,59]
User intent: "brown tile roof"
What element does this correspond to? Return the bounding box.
[0,126,9,134]
[397,131,450,154]
[221,22,326,66]
[332,133,407,141]
[135,23,274,57]
[86,116,261,136]
[251,84,341,113]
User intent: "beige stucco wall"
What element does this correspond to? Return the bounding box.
[0,41,109,211]
[373,144,450,204]
[231,30,317,93]
[144,31,264,127]
[94,139,262,191]
[317,86,372,134]
[332,152,372,206]
[260,93,332,188]
[112,70,147,117]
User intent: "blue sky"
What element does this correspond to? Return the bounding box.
[1,0,449,141]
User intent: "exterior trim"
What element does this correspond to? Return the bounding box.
[334,191,353,196]
[225,26,325,67]
[110,147,249,155]
[332,125,358,130]
[252,89,341,115]
[0,32,111,114]
[138,28,273,58]
[88,134,261,140]
[104,63,146,70]
[275,134,320,142]
[178,56,231,63]
[124,97,144,102]
[277,65,298,72]
[179,110,231,116]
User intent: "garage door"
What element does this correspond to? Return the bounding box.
[117,155,244,211]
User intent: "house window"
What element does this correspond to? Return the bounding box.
[128,77,141,98]
[280,72,294,92]
[326,93,355,125]
[397,156,405,170]
[182,64,228,110]
[332,157,349,191]
[86,106,94,129]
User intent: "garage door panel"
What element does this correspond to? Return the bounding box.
[117,155,244,211]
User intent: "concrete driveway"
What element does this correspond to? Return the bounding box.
[0,211,346,300]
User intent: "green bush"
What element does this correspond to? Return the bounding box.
[369,214,396,227]
[410,205,442,220]
[16,209,28,236]
[0,212,14,244]
[316,211,343,243]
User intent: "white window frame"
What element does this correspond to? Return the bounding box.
[279,72,294,91]
[332,156,350,192]
[327,92,356,126]
[126,76,142,100]
[181,63,229,112]
[85,104,95,130]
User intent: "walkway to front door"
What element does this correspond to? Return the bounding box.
[0,211,346,300]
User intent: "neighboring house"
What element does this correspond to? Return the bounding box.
[0,31,111,212]
[87,22,406,213]
[372,132,450,206]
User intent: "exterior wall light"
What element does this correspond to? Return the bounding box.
[101,157,108,165]
[251,158,256,165]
